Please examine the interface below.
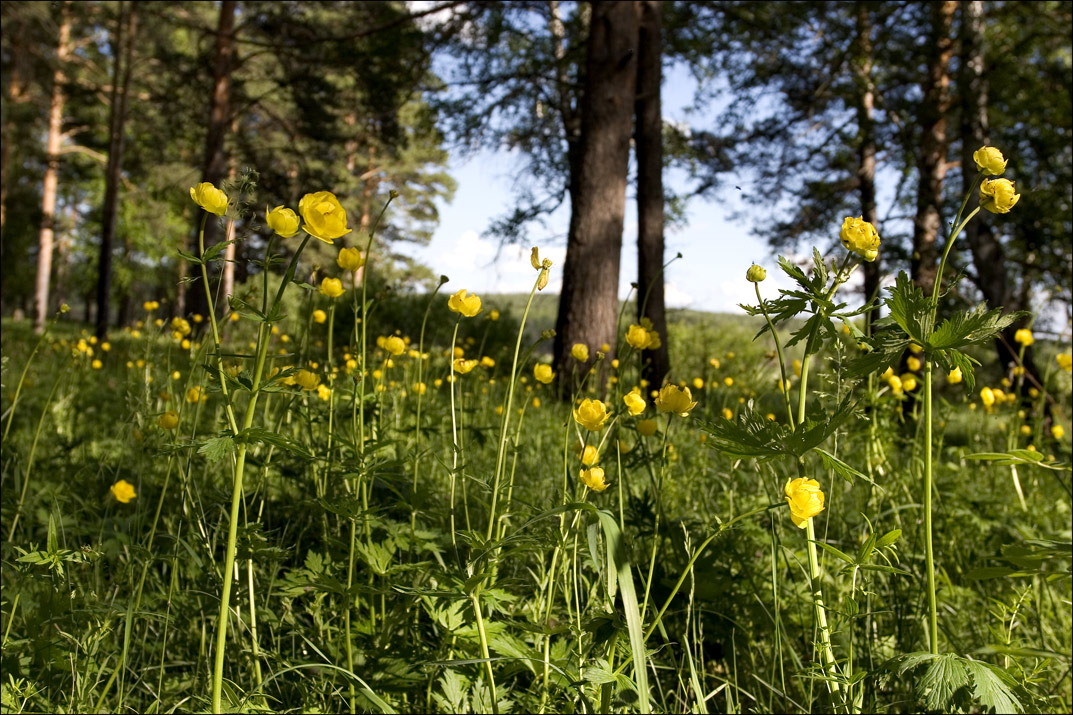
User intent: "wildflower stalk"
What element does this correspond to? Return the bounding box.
[470,590,500,714]
[211,234,311,714]
[920,174,983,655]
[755,282,795,428]
[486,269,545,542]
[448,319,463,555]
[806,518,840,694]
[410,278,449,540]
[196,213,240,436]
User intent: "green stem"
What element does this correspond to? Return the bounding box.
[756,282,795,428]
[470,592,500,714]
[806,518,841,693]
[448,320,462,555]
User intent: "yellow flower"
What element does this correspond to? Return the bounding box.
[623,390,646,416]
[626,324,654,350]
[746,264,767,282]
[1014,328,1034,346]
[266,205,300,238]
[785,477,825,528]
[888,375,903,395]
[571,343,589,362]
[532,397,541,408]
[1052,424,1065,440]
[972,146,1007,176]
[722,407,733,420]
[448,289,482,317]
[383,336,406,356]
[172,316,191,336]
[413,382,427,395]
[185,386,204,403]
[839,216,881,261]
[317,384,332,401]
[947,367,963,384]
[581,445,599,466]
[157,410,179,430]
[979,178,1020,214]
[534,363,555,384]
[655,384,697,417]
[574,398,611,431]
[143,300,159,312]
[580,466,609,492]
[900,373,918,392]
[337,246,365,271]
[299,191,351,244]
[190,182,228,215]
[480,356,495,368]
[693,377,704,389]
[312,309,327,324]
[110,479,137,504]
[453,358,478,374]
[980,387,996,408]
[320,277,345,299]
[1057,353,1072,373]
[295,369,320,390]
[907,356,921,372]
[91,359,103,370]
[723,376,734,387]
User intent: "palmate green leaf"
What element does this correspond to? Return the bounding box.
[201,239,237,263]
[845,326,910,380]
[238,427,312,460]
[918,652,968,712]
[695,411,786,460]
[227,295,266,321]
[933,349,981,392]
[929,304,1026,350]
[198,435,234,462]
[785,396,857,457]
[885,271,931,344]
[963,660,1023,714]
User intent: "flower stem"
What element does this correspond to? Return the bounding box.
[806,518,841,693]
[756,283,795,428]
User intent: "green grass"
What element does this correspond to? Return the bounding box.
[1,287,1070,714]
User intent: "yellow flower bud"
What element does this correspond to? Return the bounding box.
[947,366,963,384]
[571,343,589,362]
[580,467,609,492]
[655,384,697,417]
[839,216,881,261]
[623,390,646,416]
[383,336,406,356]
[312,309,327,324]
[979,178,1020,214]
[534,363,555,384]
[337,246,365,271]
[320,277,345,299]
[746,264,767,282]
[190,182,228,215]
[1014,328,1034,346]
[266,205,300,238]
[157,410,179,430]
[785,478,825,528]
[972,146,1007,176]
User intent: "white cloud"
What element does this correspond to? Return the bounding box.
[664,281,693,308]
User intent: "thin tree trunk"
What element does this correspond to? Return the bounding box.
[553,1,638,387]
[33,1,71,334]
[96,2,137,339]
[910,1,956,295]
[635,0,669,387]
[221,146,238,301]
[187,0,236,319]
[855,2,880,334]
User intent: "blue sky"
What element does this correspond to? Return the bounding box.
[396,63,802,313]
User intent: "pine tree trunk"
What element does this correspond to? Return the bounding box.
[187,0,236,320]
[910,0,956,295]
[553,1,638,386]
[635,0,669,387]
[855,2,881,333]
[96,2,137,339]
[33,1,71,334]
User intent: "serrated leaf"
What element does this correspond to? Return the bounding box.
[696,412,786,460]
[202,239,237,263]
[176,248,203,265]
[885,271,931,343]
[929,305,1025,350]
[963,660,1023,714]
[228,295,266,321]
[918,653,968,712]
[816,447,874,484]
[198,435,234,462]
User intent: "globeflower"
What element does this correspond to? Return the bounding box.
[907,356,921,372]
[979,178,1020,214]
[581,445,599,466]
[453,358,478,375]
[655,384,697,417]
[580,467,609,492]
[980,387,996,408]
[1058,353,1072,373]
[110,479,137,504]
[623,389,646,416]
[534,363,555,384]
[839,216,881,262]
[746,264,767,282]
[382,336,406,356]
[190,182,228,215]
[266,205,300,238]
[299,191,351,244]
[571,343,589,362]
[947,366,963,384]
[295,369,320,391]
[1014,328,1034,347]
[900,373,918,392]
[785,478,825,528]
[337,246,365,271]
[448,289,482,317]
[157,410,179,430]
[626,324,659,351]
[972,146,1007,176]
[573,398,611,431]
[320,277,345,299]
[312,309,327,324]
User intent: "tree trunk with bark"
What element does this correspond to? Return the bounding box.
[183,0,235,319]
[635,0,669,386]
[33,1,71,334]
[553,1,638,387]
[95,2,137,339]
[910,0,956,295]
[854,2,881,334]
